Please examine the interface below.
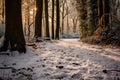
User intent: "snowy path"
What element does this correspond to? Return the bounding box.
[0,39,120,80]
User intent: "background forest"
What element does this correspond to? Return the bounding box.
[0,0,120,49]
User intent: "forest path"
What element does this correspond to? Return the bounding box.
[0,39,120,80]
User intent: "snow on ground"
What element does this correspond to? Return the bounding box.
[0,39,120,80]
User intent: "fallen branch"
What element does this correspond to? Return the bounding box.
[103,69,120,73]
[0,67,16,72]
[27,43,36,46]
[0,52,9,56]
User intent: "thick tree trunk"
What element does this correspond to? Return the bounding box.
[95,0,110,37]
[55,0,60,40]
[0,0,26,53]
[94,0,104,36]
[35,0,43,38]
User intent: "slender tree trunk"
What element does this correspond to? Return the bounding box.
[103,0,110,27]
[67,15,69,34]
[44,0,50,39]
[0,0,26,53]
[61,0,65,35]
[35,0,43,38]
[51,0,55,39]
[72,18,77,33]
[27,5,30,39]
[66,1,69,34]
[98,0,103,27]
[55,0,60,40]
[2,0,4,24]
[24,22,27,36]
[102,0,110,37]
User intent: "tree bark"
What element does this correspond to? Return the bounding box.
[87,0,97,36]
[55,0,60,40]
[35,0,43,38]
[98,0,103,27]
[103,0,110,27]
[51,0,55,39]
[0,0,26,53]
[61,0,65,35]
[44,0,50,39]
[72,18,77,33]
[2,0,4,24]
[26,1,30,38]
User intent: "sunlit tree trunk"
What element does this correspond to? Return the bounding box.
[66,2,69,34]
[35,0,43,38]
[26,2,30,39]
[55,0,60,40]
[72,18,78,33]
[67,15,69,34]
[0,0,26,53]
[61,0,65,35]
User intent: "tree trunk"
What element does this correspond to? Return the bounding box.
[103,0,110,28]
[66,2,69,34]
[55,0,60,40]
[102,0,110,37]
[94,0,110,39]
[76,0,87,38]
[51,0,55,39]
[67,15,69,34]
[26,2,30,39]
[94,0,104,36]
[98,0,103,27]
[2,0,4,24]
[72,18,77,33]
[61,0,65,35]
[0,0,26,53]
[44,0,50,39]
[87,0,96,36]
[35,0,43,38]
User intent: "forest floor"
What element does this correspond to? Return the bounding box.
[0,39,120,80]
